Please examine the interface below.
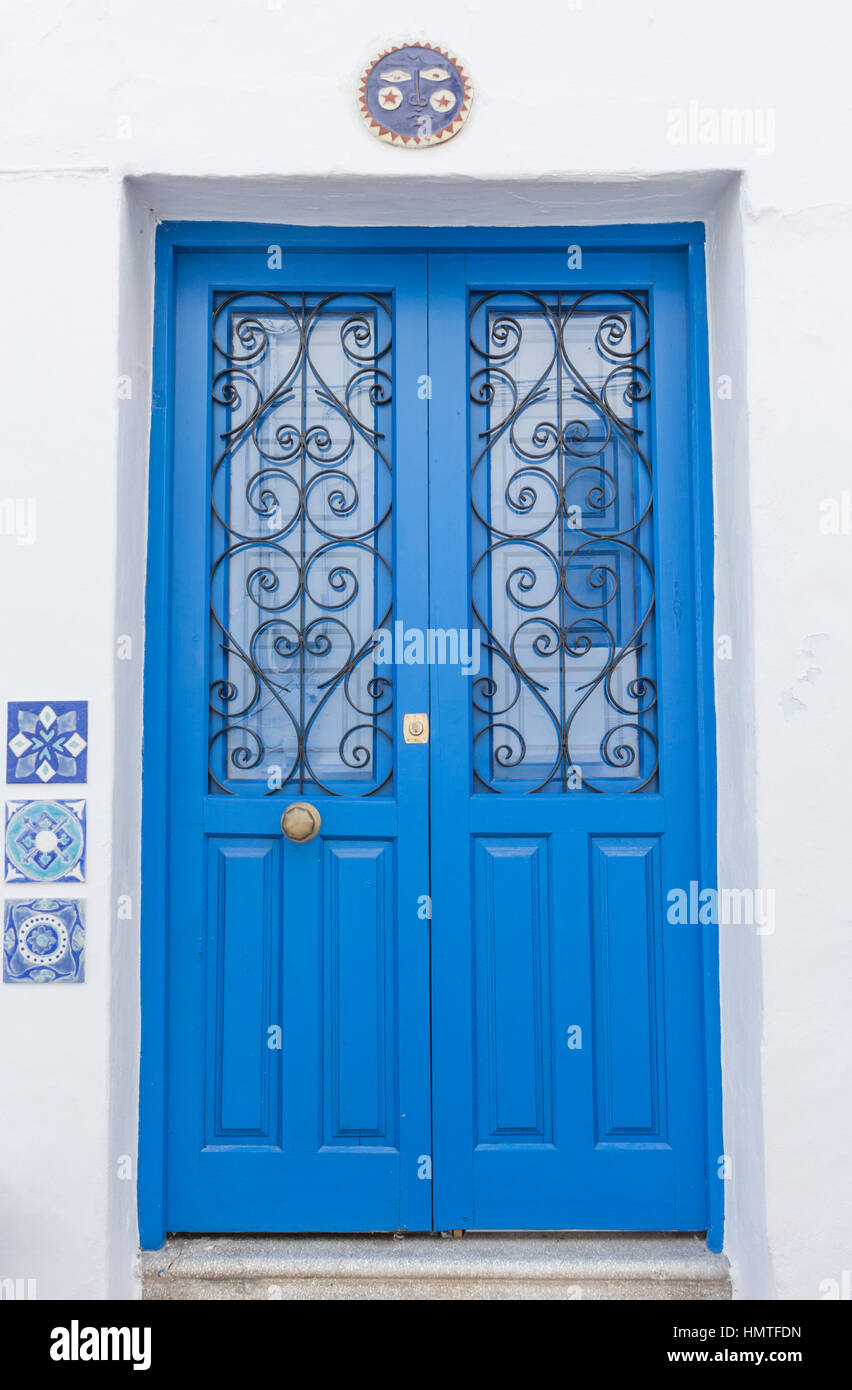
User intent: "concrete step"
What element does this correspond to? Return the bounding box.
[141,1232,730,1300]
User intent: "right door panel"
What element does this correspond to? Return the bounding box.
[428,248,711,1231]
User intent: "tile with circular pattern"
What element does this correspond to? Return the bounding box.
[4,799,86,883]
[3,898,85,982]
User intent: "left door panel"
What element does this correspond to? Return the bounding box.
[162,250,432,1232]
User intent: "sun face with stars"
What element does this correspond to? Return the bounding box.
[359,43,472,147]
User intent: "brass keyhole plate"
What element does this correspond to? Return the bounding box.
[403,713,429,744]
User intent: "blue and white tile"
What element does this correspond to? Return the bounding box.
[4,799,86,883]
[6,700,87,789]
[6,700,88,784]
[3,898,85,983]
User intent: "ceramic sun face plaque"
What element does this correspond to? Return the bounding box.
[359,43,472,147]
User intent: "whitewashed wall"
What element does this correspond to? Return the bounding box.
[0,0,849,1301]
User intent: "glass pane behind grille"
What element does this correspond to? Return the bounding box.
[208,293,393,795]
[469,291,658,793]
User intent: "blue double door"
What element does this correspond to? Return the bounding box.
[160,244,712,1234]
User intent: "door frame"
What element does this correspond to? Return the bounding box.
[139,221,721,1251]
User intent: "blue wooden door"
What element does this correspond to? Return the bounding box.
[427,249,711,1231]
[164,251,432,1231]
[155,239,712,1236]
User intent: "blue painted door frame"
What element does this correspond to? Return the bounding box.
[139,224,722,1250]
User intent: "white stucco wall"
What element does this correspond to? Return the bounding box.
[0,0,849,1300]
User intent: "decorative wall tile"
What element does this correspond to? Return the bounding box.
[4,799,86,883]
[3,898,85,982]
[6,701,88,784]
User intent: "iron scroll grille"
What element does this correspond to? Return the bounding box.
[469,290,658,794]
[208,292,393,796]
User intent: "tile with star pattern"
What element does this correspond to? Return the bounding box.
[6,701,88,784]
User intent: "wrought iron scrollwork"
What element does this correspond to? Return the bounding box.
[208,291,393,795]
[470,290,658,793]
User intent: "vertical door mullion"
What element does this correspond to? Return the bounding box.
[427,253,476,1228]
[393,253,434,1229]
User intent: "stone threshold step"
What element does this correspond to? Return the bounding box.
[141,1232,730,1301]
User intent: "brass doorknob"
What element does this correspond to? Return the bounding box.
[280,801,321,843]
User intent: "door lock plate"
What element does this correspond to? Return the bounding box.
[403,713,429,744]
